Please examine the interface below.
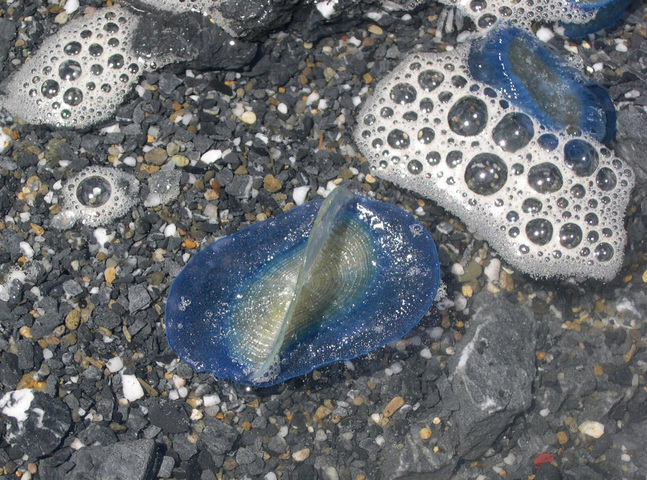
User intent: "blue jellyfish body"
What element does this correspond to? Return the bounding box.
[563,0,632,38]
[165,188,441,387]
[468,24,616,144]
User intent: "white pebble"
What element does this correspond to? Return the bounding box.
[451,263,465,276]
[70,438,85,450]
[322,467,339,480]
[536,26,554,42]
[484,258,500,282]
[615,39,628,52]
[241,111,257,124]
[106,357,124,373]
[121,374,145,402]
[19,242,34,258]
[429,326,444,340]
[503,453,516,465]
[454,294,467,311]
[264,473,278,480]
[200,149,222,164]
[292,186,310,206]
[578,420,604,438]
[0,130,11,154]
[419,347,432,359]
[164,223,177,237]
[277,103,288,115]
[203,394,220,407]
[306,91,320,106]
[93,228,115,247]
[42,348,53,360]
[621,453,631,462]
[375,435,385,447]
[122,156,137,167]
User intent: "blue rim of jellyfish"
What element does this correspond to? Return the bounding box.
[165,191,441,387]
[467,24,616,144]
[562,0,632,38]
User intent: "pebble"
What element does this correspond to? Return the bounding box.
[263,174,282,193]
[122,374,145,402]
[201,149,222,164]
[171,155,190,167]
[65,310,81,330]
[578,420,605,438]
[557,431,569,445]
[240,111,257,124]
[106,357,124,373]
[383,396,405,418]
[292,448,311,462]
[144,147,168,166]
[293,186,310,205]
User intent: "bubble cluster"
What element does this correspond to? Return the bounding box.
[53,166,140,228]
[437,0,599,33]
[354,47,635,281]
[1,6,149,128]
[123,0,214,15]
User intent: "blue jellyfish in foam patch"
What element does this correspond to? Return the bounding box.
[562,0,633,38]
[165,187,441,387]
[467,24,616,144]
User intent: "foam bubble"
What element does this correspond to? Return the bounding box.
[55,166,139,227]
[354,47,635,281]
[437,0,597,32]
[0,6,145,128]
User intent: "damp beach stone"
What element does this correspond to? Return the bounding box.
[165,187,441,386]
[0,389,72,458]
[354,46,634,281]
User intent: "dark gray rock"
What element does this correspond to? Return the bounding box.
[128,284,152,314]
[448,295,536,458]
[382,294,537,480]
[76,424,118,447]
[616,108,647,182]
[93,305,123,330]
[51,439,160,480]
[200,417,239,466]
[0,18,16,63]
[0,389,72,457]
[148,400,191,434]
[0,352,22,389]
[132,11,257,71]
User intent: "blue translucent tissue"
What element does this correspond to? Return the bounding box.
[563,0,632,38]
[165,188,441,387]
[468,25,616,143]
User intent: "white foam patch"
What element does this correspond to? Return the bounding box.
[0,6,146,128]
[55,166,140,228]
[354,47,634,281]
[437,0,597,32]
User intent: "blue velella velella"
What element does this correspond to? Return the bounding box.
[165,187,441,387]
[467,24,616,143]
[562,0,633,38]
